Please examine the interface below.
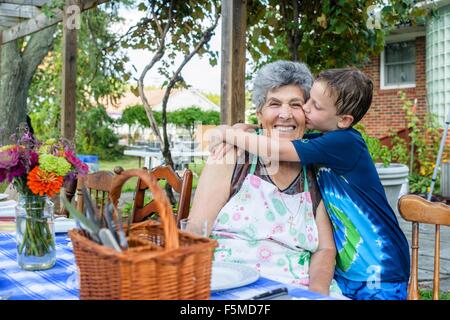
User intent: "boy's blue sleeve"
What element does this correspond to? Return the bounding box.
[292,130,363,174]
[303,132,322,139]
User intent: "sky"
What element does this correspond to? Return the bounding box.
[112,8,222,94]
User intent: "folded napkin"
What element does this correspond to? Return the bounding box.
[0,200,17,217]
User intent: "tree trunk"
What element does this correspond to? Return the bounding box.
[0,26,57,145]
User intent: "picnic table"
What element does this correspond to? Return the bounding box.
[0,232,337,300]
[124,148,209,169]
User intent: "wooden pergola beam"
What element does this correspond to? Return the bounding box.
[0,15,23,28]
[220,0,246,125]
[60,0,78,141]
[0,32,2,86]
[0,3,41,19]
[1,0,107,44]
[0,1,49,6]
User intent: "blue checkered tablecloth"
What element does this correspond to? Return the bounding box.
[0,232,333,300]
[210,277,329,300]
[0,233,79,300]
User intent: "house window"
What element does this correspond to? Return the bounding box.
[381,40,416,89]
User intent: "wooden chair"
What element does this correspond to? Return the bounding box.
[76,171,115,216]
[130,165,193,225]
[398,194,450,300]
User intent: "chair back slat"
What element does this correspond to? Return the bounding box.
[132,166,193,224]
[76,171,114,215]
[398,195,450,226]
[398,194,450,300]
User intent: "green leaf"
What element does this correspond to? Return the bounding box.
[61,195,100,235]
[138,3,147,11]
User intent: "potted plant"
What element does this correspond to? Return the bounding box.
[356,124,409,215]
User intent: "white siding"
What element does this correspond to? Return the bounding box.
[426,4,450,125]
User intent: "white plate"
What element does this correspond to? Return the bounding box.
[210,262,260,292]
[0,200,17,217]
[54,217,77,233]
[0,193,9,201]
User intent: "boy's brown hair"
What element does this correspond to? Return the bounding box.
[316,68,373,126]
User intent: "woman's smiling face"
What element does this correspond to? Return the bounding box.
[257,84,306,140]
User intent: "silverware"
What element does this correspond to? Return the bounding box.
[98,228,122,252]
[103,202,120,244]
[61,194,100,243]
[249,287,289,300]
[81,187,100,227]
[114,204,128,250]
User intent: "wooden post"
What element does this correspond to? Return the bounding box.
[0,32,3,90]
[61,0,78,141]
[220,0,246,125]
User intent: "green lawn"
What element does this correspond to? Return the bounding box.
[99,156,141,172]
[99,156,141,192]
[419,288,450,300]
[99,156,202,190]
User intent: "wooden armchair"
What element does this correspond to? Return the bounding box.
[398,194,450,300]
[131,165,193,225]
[76,171,115,216]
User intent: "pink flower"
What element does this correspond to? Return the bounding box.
[272,224,284,234]
[0,146,20,169]
[250,175,261,188]
[65,150,88,176]
[258,247,272,261]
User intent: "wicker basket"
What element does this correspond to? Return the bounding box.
[69,168,217,300]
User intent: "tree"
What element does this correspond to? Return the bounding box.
[0,1,131,146]
[120,104,151,141]
[169,107,220,140]
[246,0,429,74]
[0,26,57,145]
[28,3,131,145]
[122,0,220,203]
[126,0,220,170]
[76,105,124,160]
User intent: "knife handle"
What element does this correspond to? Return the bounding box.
[99,228,122,252]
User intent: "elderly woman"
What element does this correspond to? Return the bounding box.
[189,61,337,296]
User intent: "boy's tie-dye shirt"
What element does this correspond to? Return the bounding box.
[292,128,410,282]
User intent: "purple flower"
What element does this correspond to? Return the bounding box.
[28,151,39,168]
[0,146,20,169]
[7,164,25,182]
[64,171,78,184]
[0,169,6,183]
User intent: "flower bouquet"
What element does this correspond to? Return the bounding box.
[0,124,88,270]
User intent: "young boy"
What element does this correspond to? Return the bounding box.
[208,68,410,300]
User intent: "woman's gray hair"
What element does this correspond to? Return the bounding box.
[252,60,314,112]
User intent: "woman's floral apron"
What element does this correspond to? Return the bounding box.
[211,154,318,287]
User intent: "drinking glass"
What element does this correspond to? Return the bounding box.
[178,218,208,237]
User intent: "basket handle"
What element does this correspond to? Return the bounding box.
[109,167,180,250]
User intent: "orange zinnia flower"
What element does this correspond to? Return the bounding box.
[27,166,63,197]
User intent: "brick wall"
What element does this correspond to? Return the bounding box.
[361,36,427,138]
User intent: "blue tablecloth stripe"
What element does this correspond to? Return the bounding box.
[0,233,79,300]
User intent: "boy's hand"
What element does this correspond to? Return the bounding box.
[232,123,259,132]
[210,143,235,160]
[205,125,230,153]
